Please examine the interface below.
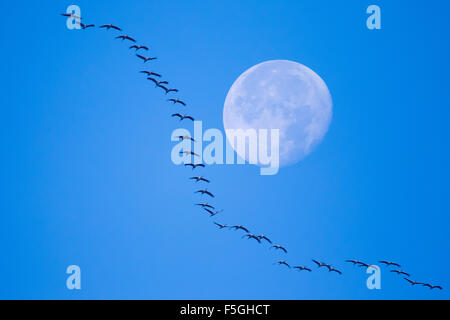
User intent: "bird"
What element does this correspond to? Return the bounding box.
[256,235,272,244]
[136,54,157,62]
[129,45,148,51]
[242,234,261,243]
[294,266,312,272]
[346,259,364,265]
[379,261,401,268]
[140,71,161,77]
[231,225,250,233]
[214,222,228,229]
[270,245,287,253]
[148,78,168,86]
[61,13,82,19]
[329,267,343,275]
[204,208,222,217]
[422,284,443,290]
[190,176,210,183]
[404,278,423,286]
[178,135,195,142]
[195,203,215,209]
[275,261,291,269]
[180,151,200,157]
[357,262,371,268]
[168,98,186,106]
[115,35,136,42]
[312,260,331,270]
[157,85,178,94]
[165,88,179,94]
[77,22,95,29]
[171,113,194,121]
[195,189,214,198]
[184,163,205,170]
[390,270,410,277]
[99,24,121,31]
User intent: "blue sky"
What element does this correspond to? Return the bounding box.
[0,0,449,299]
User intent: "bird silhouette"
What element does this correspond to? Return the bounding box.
[171,113,194,121]
[275,261,291,268]
[140,70,161,77]
[130,45,148,51]
[422,283,443,290]
[379,261,401,268]
[190,176,210,183]
[178,135,195,142]
[312,260,331,270]
[195,203,214,209]
[204,208,222,217]
[391,270,410,277]
[99,24,121,31]
[214,222,228,229]
[61,13,82,19]
[148,77,168,86]
[116,35,136,42]
[242,234,261,243]
[157,85,178,94]
[180,150,200,157]
[184,163,205,170]
[294,266,312,272]
[270,245,287,253]
[195,189,214,198]
[136,54,156,62]
[168,98,186,106]
[256,235,272,244]
[77,22,95,29]
[230,225,250,233]
[404,278,423,286]
[329,267,342,275]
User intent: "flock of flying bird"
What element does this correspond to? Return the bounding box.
[61,12,443,293]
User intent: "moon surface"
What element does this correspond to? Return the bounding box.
[223,60,333,167]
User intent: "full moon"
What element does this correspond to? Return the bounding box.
[223,60,333,167]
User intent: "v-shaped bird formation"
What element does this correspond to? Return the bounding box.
[60,12,443,294]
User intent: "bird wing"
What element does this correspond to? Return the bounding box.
[185,116,195,121]
[204,208,214,215]
[136,54,146,60]
[312,260,321,267]
[148,77,158,84]
[171,113,182,118]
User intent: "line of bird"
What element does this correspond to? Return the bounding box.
[61,12,443,293]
